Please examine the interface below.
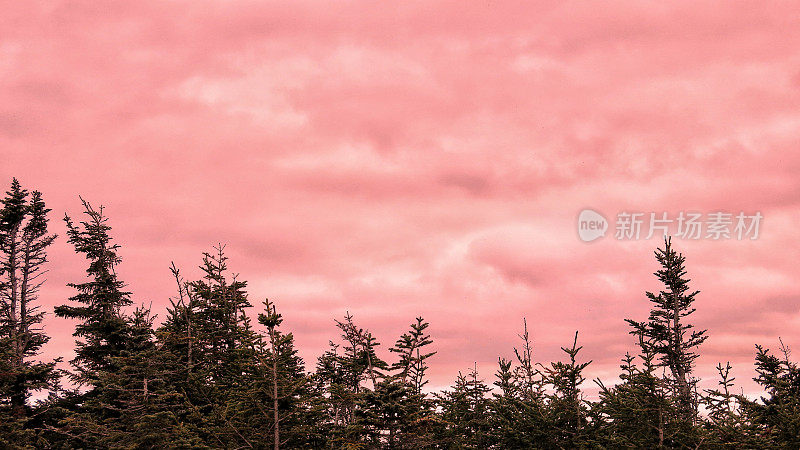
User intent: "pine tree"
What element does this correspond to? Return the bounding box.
[626,237,707,424]
[0,179,60,445]
[542,331,593,447]
[436,364,492,449]
[99,307,205,448]
[488,357,539,448]
[0,182,60,410]
[54,198,133,387]
[595,345,676,447]
[487,320,548,447]
[232,298,323,449]
[353,317,438,448]
[315,312,389,447]
[354,377,425,449]
[702,362,755,447]
[388,317,436,394]
[334,313,388,391]
[159,247,280,448]
[51,198,135,446]
[512,319,545,405]
[314,340,353,434]
[740,341,800,448]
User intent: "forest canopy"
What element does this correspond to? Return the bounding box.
[1,178,798,449]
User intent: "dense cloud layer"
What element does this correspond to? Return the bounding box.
[2,1,799,394]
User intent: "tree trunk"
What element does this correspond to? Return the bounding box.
[6,223,24,415]
[671,289,692,420]
[658,404,664,448]
[270,327,280,450]
[273,355,280,450]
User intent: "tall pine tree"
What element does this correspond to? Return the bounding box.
[626,237,707,424]
[55,198,133,387]
[52,198,135,446]
[0,179,60,445]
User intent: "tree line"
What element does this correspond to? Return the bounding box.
[1,178,798,449]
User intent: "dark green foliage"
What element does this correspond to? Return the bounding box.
[539,331,595,448]
[355,378,423,448]
[485,319,550,447]
[233,299,325,448]
[354,318,438,449]
[595,350,678,448]
[54,198,132,387]
[626,237,707,425]
[436,364,492,449]
[158,247,261,448]
[50,198,169,447]
[2,185,799,449]
[315,312,390,446]
[620,237,709,447]
[389,317,436,394]
[98,307,205,448]
[739,342,800,448]
[701,362,758,448]
[0,179,60,447]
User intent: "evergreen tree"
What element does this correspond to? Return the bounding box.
[354,317,438,448]
[595,345,677,447]
[512,319,545,405]
[314,312,389,447]
[54,198,132,387]
[334,313,388,391]
[313,340,353,435]
[702,362,755,448]
[436,364,492,449]
[231,298,324,449]
[98,307,205,448]
[52,198,136,446]
[0,179,60,446]
[388,317,435,394]
[487,320,548,447]
[626,237,707,424]
[0,182,60,409]
[740,341,800,448]
[164,247,259,448]
[541,331,593,448]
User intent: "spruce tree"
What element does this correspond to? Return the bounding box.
[542,331,593,447]
[0,179,60,445]
[231,298,323,449]
[54,198,133,387]
[488,320,548,447]
[160,247,261,448]
[52,198,136,446]
[388,317,435,394]
[436,364,492,449]
[354,317,437,448]
[740,341,800,448]
[187,246,254,385]
[355,377,427,448]
[314,312,389,447]
[595,345,676,447]
[99,307,205,448]
[626,237,707,424]
[702,362,754,447]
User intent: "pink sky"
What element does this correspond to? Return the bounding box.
[2,1,800,395]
